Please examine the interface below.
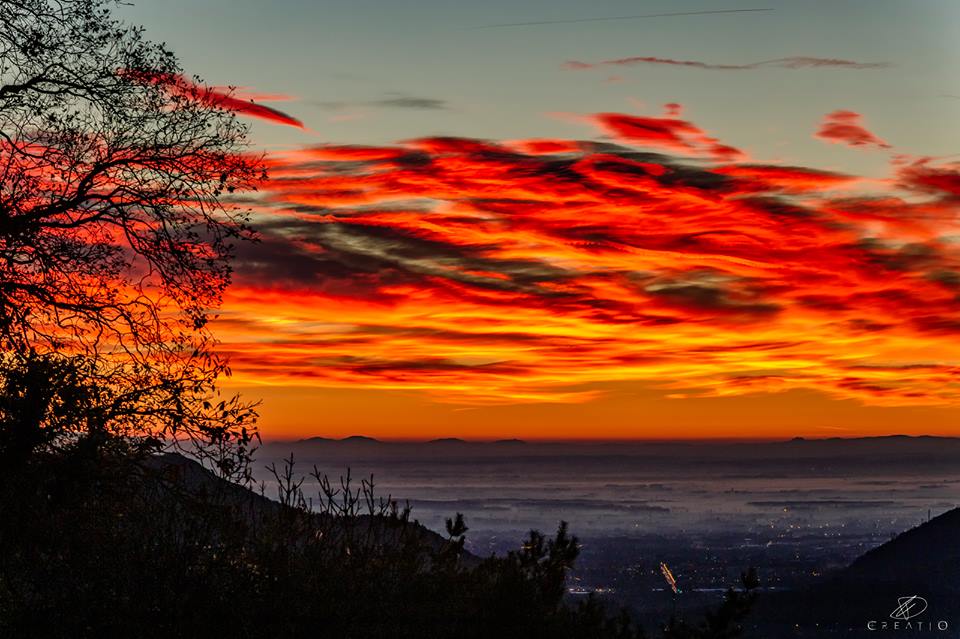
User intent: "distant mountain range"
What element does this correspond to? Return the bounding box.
[290,434,956,445]
[294,435,529,445]
[298,435,382,444]
[277,434,960,460]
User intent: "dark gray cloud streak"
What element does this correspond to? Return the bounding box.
[567,56,890,71]
[476,8,773,29]
[313,95,449,111]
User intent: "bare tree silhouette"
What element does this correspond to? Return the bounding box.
[0,0,264,476]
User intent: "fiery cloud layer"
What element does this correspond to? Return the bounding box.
[213,106,960,407]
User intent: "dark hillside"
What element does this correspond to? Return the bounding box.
[748,507,960,637]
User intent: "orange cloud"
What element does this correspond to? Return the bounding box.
[213,108,960,408]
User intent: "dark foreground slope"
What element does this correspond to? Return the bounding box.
[1,446,657,639]
[844,506,960,586]
[143,451,463,559]
[748,507,960,637]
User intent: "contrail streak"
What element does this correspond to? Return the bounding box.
[476,8,773,29]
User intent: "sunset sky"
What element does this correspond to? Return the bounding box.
[121,1,960,440]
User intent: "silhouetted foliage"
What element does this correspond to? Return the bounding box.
[661,568,759,639]
[0,444,758,638]
[0,0,262,475]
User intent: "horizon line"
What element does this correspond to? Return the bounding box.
[261,433,953,445]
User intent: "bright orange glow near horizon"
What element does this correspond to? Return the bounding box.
[212,105,960,440]
[226,383,960,442]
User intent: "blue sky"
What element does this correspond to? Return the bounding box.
[122,0,958,173]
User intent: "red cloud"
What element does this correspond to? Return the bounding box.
[593,110,744,160]
[898,160,960,198]
[815,110,889,150]
[127,71,303,128]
